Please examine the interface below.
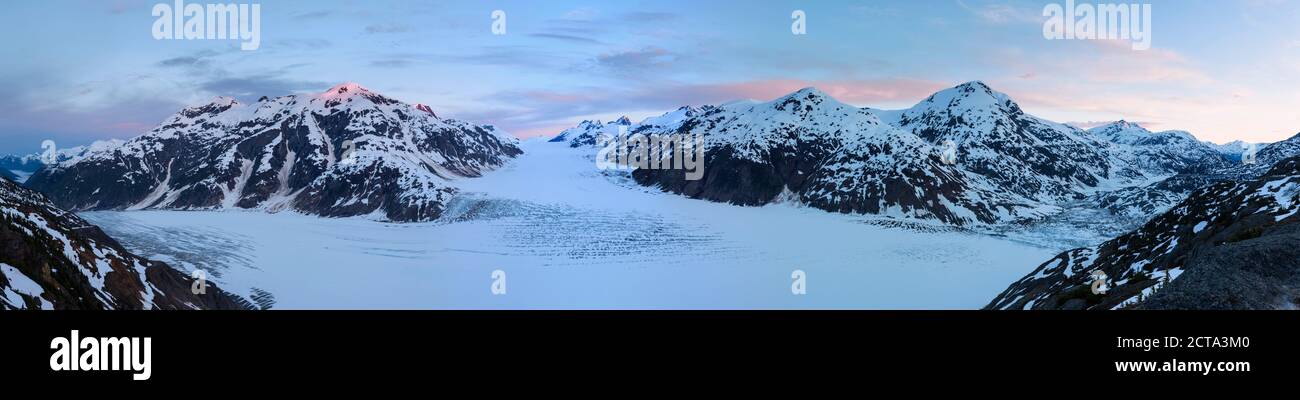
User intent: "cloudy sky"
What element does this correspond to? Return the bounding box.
[3,0,1299,154]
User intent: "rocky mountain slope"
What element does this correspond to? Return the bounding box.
[25,83,522,222]
[568,82,1210,226]
[1,177,248,310]
[986,155,1300,310]
[638,86,1032,224]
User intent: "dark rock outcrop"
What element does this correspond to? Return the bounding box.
[0,177,249,310]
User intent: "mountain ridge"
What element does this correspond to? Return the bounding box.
[25,83,523,222]
[561,81,1225,226]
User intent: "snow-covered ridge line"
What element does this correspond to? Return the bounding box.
[558,81,1240,227]
[25,83,523,222]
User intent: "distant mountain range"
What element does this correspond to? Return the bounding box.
[9,79,1299,311]
[1,140,125,184]
[548,82,1300,310]
[23,83,522,222]
[556,81,1252,226]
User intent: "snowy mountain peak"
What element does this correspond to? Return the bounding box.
[323,82,373,97]
[955,80,994,93]
[768,86,864,116]
[1089,121,1204,147]
[26,83,523,222]
[1114,119,1144,128]
[549,118,627,145]
[790,86,828,97]
[414,103,439,118]
[1088,120,1151,136]
[179,96,241,118]
[1081,120,1234,175]
[916,81,1015,112]
[772,87,837,105]
[209,96,239,106]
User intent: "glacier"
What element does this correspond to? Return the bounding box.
[82,139,1055,309]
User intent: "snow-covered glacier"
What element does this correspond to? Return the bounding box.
[82,140,1055,309]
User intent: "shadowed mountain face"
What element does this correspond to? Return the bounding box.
[0,154,43,178]
[0,177,248,310]
[987,155,1300,310]
[24,83,522,222]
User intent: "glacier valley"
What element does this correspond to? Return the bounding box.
[82,139,1057,309]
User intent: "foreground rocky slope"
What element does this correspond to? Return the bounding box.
[25,83,521,222]
[986,155,1300,310]
[1,177,248,310]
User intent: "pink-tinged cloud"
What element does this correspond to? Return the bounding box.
[470,74,1299,145]
[507,124,579,139]
[1083,40,1213,85]
[660,78,950,105]
[990,40,1212,87]
[993,78,1298,144]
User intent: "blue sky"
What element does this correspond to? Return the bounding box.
[3,0,1300,154]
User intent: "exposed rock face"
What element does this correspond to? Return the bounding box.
[24,83,522,222]
[1138,224,1300,309]
[987,156,1300,310]
[0,177,248,310]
